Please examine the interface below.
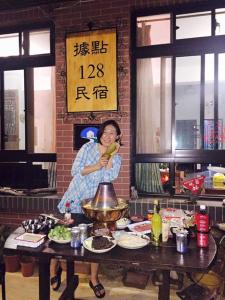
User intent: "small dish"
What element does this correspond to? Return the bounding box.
[127,220,151,234]
[117,232,150,249]
[83,236,117,253]
[116,218,131,229]
[130,215,145,223]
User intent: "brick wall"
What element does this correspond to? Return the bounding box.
[0,0,208,223]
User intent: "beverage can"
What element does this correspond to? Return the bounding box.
[176,231,188,253]
[70,226,81,249]
[78,223,88,244]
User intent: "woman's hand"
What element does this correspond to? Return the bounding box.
[97,156,109,169]
[59,218,74,226]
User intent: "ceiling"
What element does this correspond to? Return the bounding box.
[0,0,76,11]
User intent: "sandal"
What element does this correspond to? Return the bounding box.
[89,280,105,298]
[51,266,62,291]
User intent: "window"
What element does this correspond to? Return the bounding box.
[132,3,225,199]
[0,23,56,189]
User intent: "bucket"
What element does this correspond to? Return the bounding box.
[4,255,20,272]
[20,257,35,277]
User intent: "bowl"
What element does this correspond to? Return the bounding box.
[116,218,130,229]
[130,215,145,223]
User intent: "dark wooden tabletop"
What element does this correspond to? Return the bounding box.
[4,233,217,273]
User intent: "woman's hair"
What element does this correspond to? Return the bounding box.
[97,119,121,144]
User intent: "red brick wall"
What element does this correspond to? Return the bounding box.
[0,0,206,201]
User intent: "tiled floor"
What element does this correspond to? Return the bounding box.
[3,268,181,300]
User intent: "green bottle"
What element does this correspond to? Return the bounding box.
[151,199,162,246]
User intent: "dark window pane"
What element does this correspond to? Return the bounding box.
[135,163,169,194]
[175,163,225,197]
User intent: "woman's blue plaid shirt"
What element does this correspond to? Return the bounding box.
[57,141,121,213]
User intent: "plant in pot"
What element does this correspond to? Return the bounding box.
[20,256,35,277]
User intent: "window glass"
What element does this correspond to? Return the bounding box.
[0,33,19,57]
[136,57,172,153]
[175,163,225,196]
[175,56,201,149]
[135,163,170,194]
[176,11,211,39]
[32,66,56,153]
[136,14,170,46]
[204,54,215,149]
[29,29,50,55]
[4,70,25,150]
[218,53,225,150]
[215,8,225,35]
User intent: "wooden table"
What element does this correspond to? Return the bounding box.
[4,228,217,300]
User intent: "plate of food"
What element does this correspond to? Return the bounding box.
[116,218,131,229]
[127,220,151,234]
[48,225,71,244]
[117,232,150,249]
[83,236,117,253]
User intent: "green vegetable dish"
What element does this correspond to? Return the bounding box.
[48,226,71,240]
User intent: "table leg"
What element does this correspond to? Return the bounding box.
[158,270,170,300]
[39,257,50,300]
[59,260,79,300]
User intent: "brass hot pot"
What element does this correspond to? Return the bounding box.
[81,182,128,233]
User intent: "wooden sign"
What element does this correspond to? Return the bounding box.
[66,28,117,112]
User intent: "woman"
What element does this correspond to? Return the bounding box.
[52,119,122,298]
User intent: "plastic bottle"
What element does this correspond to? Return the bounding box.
[64,202,71,221]
[151,200,162,246]
[196,205,209,248]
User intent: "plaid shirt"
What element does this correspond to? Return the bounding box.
[57,141,122,213]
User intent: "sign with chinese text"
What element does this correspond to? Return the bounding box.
[66,28,117,112]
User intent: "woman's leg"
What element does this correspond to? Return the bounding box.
[50,258,58,277]
[89,263,105,298]
[50,259,62,291]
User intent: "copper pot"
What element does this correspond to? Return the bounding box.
[82,198,128,223]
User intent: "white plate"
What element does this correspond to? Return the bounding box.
[83,236,117,253]
[117,232,150,249]
[127,220,151,234]
[116,218,131,229]
[48,237,71,244]
[207,166,225,174]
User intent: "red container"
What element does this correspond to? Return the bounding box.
[196,205,209,248]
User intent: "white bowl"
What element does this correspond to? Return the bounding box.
[116,218,130,229]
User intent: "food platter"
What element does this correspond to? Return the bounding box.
[116,218,131,229]
[48,237,71,244]
[127,220,151,234]
[83,236,117,253]
[117,232,150,249]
